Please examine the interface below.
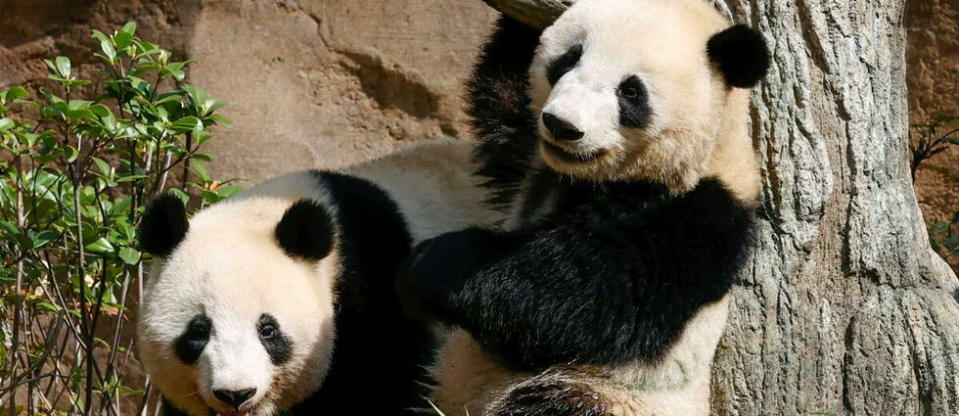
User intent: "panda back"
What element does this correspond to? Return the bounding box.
[344,140,506,242]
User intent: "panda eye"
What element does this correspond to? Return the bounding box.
[257,313,292,365]
[258,324,276,339]
[620,87,640,99]
[174,314,212,365]
[617,75,652,128]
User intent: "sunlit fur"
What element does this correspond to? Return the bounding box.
[138,141,503,416]
[433,298,731,416]
[430,0,764,414]
[138,194,339,416]
[527,0,759,203]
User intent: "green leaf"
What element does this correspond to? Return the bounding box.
[170,116,202,133]
[114,31,134,50]
[84,237,115,255]
[90,103,114,118]
[63,145,79,163]
[91,29,110,44]
[215,184,243,199]
[121,21,138,36]
[0,118,13,131]
[55,56,72,78]
[37,302,61,313]
[31,230,59,249]
[190,160,210,182]
[118,247,141,265]
[99,37,117,61]
[91,157,113,177]
[2,87,29,103]
[67,100,92,111]
[191,152,213,162]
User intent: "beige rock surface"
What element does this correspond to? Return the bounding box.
[908,0,959,251]
[0,0,496,182]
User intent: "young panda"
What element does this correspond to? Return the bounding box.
[401,0,770,415]
[136,141,503,416]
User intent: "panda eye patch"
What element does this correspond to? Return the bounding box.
[174,314,212,365]
[547,44,583,85]
[617,75,652,128]
[257,314,292,365]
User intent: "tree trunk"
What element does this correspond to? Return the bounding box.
[483,0,959,414]
[708,1,959,414]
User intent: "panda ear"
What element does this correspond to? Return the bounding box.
[139,193,189,257]
[275,199,334,261]
[707,24,770,89]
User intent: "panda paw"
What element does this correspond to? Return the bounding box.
[488,378,613,416]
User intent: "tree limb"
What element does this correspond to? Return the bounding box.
[480,0,575,29]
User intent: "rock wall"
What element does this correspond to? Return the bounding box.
[907,0,959,253]
[0,0,496,182]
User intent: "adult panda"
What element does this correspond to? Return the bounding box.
[400,0,770,414]
[136,141,503,416]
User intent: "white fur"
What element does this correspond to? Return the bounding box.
[138,196,338,416]
[138,141,503,416]
[527,0,758,202]
[433,0,761,414]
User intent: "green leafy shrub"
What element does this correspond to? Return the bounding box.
[0,22,237,416]
[930,212,959,266]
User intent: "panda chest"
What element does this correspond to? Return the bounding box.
[506,170,571,230]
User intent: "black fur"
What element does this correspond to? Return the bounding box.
[546,44,583,85]
[617,75,652,128]
[467,16,544,208]
[284,171,435,415]
[163,172,435,416]
[257,313,292,365]
[275,199,334,261]
[491,377,610,416]
[707,24,770,88]
[139,193,189,257]
[405,175,754,371]
[173,314,212,365]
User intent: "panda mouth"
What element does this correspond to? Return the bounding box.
[542,141,606,163]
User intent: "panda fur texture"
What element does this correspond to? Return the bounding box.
[401,0,770,415]
[137,141,503,416]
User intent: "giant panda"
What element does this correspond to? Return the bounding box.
[400,0,770,414]
[136,141,503,416]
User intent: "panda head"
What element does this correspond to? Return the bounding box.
[528,0,769,192]
[137,194,338,416]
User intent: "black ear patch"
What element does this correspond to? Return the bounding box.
[707,24,770,88]
[275,199,334,261]
[139,193,189,257]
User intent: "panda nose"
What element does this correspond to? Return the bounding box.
[542,112,584,142]
[214,388,257,408]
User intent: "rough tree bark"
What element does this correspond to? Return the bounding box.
[482,0,959,414]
